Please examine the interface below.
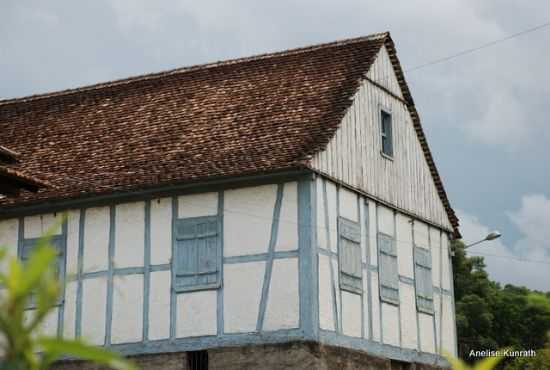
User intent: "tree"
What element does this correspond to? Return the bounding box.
[0,222,136,370]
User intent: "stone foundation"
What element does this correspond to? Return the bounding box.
[53,342,449,370]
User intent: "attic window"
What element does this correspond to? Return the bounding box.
[380,110,393,158]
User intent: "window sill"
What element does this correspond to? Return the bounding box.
[173,281,222,293]
[380,151,394,161]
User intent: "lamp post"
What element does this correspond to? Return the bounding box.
[464,231,502,249]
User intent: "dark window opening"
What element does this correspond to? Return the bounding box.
[187,350,208,370]
[381,110,393,157]
[390,359,413,370]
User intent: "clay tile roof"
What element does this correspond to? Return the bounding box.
[0,32,458,236]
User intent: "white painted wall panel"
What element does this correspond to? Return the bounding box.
[66,210,80,277]
[431,227,442,288]
[414,220,429,248]
[399,282,418,349]
[148,270,171,340]
[441,235,451,290]
[178,192,218,218]
[339,187,358,222]
[63,281,78,339]
[326,181,338,253]
[224,185,276,257]
[317,179,328,250]
[0,219,18,271]
[24,213,62,238]
[177,291,217,337]
[370,272,381,341]
[40,307,58,337]
[419,312,436,353]
[368,202,378,265]
[275,182,298,252]
[112,274,143,344]
[114,202,145,268]
[378,205,394,236]
[441,294,456,356]
[224,261,265,333]
[362,269,370,338]
[433,292,442,353]
[342,291,362,337]
[264,258,299,330]
[81,276,107,345]
[396,214,414,278]
[150,197,172,265]
[318,254,335,331]
[83,207,110,273]
[381,303,400,346]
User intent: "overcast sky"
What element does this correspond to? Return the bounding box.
[2,0,549,291]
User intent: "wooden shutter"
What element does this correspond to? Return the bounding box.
[414,247,434,313]
[338,217,362,294]
[20,236,65,305]
[378,233,399,304]
[174,216,221,292]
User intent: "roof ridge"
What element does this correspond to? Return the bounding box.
[0,32,389,107]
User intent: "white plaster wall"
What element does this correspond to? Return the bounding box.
[381,303,399,346]
[368,201,378,265]
[339,187,358,222]
[224,261,265,333]
[317,178,328,250]
[377,205,394,236]
[63,281,78,339]
[264,258,299,330]
[342,291,362,337]
[414,220,429,248]
[224,185,276,257]
[81,276,107,345]
[275,182,298,252]
[40,307,58,337]
[441,294,456,355]
[430,227,441,288]
[326,181,338,253]
[178,192,218,218]
[433,292,442,352]
[318,254,335,331]
[441,235,451,290]
[360,199,368,264]
[150,197,172,265]
[362,269,370,338]
[419,312,436,353]
[0,219,18,271]
[148,270,171,340]
[396,214,414,278]
[370,272,381,341]
[332,258,341,328]
[66,210,80,277]
[399,282,418,349]
[24,213,62,238]
[114,202,145,268]
[112,274,143,344]
[83,207,110,273]
[177,290,217,337]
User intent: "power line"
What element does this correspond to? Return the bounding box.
[405,20,550,73]
[469,252,550,265]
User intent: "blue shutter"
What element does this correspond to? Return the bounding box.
[174,216,221,292]
[414,247,434,313]
[20,235,65,305]
[338,217,362,294]
[378,233,399,304]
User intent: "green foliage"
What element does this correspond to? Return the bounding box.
[0,220,136,370]
[447,353,504,370]
[452,240,550,368]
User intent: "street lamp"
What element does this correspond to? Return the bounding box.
[464,230,502,249]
